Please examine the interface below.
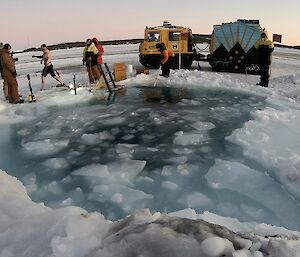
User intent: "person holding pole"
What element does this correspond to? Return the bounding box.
[155,42,175,77]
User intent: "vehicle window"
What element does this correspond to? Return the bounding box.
[147,32,160,42]
[169,31,181,41]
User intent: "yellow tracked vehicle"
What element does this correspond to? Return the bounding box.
[139,21,204,69]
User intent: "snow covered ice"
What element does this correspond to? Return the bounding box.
[1,44,300,256]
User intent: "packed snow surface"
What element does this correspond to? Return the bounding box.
[1,44,300,256]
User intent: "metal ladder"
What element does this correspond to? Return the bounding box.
[98,63,117,93]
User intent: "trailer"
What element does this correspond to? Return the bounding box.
[208,19,263,74]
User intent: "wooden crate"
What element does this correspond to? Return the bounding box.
[114,63,127,82]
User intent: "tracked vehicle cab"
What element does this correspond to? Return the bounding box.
[139,21,196,69]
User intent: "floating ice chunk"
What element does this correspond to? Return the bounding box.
[116,144,132,154]
[206,159,300,229]
[107,159,146,184]
[72,164,109,178]
[42,158,69,170]
[174,132,208,146]
[162,181,178,190]
[179,192,212,208]
[60,198,74,206]
[135,176,154,184]
[43,181,64,196]
[174,131,184,136]
[112,193,123,203]
[90,184,153,210]
[177,164,190,176]
[168,156,188,164]
[190,121,216,131]
[173,148,193,154]
[201,237,234,257]
[22,139,69,157]
[25,184,38,194]
[22,172,36,186]
[22,172,37,193]
[141,134,155,140]
[110,127,121,135]
[199,146,213,153]
[147,147,159,152]
[168,208,198,220]
[161,165,174,176]
[17,128,31,136]
[99,131,114,140]
[38,128,62,137]
[122,134,135,141]
[136,108,152,113]
[102,116,126,125]
[81,133,101,145]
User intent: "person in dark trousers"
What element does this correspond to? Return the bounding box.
[254,31,274,87]
[33,44,65,91]
[83,39,100,84]
[0,44,23,104]
[156,43,175,77]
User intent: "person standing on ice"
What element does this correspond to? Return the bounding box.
[0,44,24,104]
[92,37,104,66]
[33,44,65,91]
[156,42,175,77]
[0,42,9,100]
[254,31,274,87]
[83,39,100,84]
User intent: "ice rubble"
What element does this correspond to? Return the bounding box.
[1,170,300,257]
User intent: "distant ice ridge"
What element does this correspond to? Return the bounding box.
[0,170,300,257]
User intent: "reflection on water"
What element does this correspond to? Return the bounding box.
[139,86,188,103]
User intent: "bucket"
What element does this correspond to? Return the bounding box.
[126,64,133,73]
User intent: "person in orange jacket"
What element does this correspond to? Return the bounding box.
[0,44,23,104]
[92,37,104,65]
[156,42,175,77]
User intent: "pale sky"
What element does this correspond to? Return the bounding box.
[1,0,299,50]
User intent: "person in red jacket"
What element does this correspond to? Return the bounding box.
[156,43,175,77]
[92,37,104,65]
